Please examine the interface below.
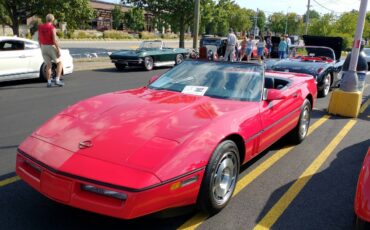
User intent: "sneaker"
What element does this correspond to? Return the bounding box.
[55,80,64,87]
[47,82,52,88]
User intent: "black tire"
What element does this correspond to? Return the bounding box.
[40,63,57,82]
[197,140,240,215]
[318,73,331,98]
[175,54,184,65]
[115,63,126,71]
[288,99,311,144]
[144,56,154,71]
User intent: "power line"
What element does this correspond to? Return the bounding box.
[311,0,346,14]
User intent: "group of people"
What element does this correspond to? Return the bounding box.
[223,28,293,63]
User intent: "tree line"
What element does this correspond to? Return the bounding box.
[1,0,369,49]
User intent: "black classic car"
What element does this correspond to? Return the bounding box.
[110,40,189,71]
[199,36,227,59]
[267,35,344,97]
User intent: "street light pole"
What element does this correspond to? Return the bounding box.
[340,0,368,92]
[284,7,290,35]
[305,0,310,34]
[254,8,258,38]
[193,0,200,49]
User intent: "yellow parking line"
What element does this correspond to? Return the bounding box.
[0,176,20,187]
[177,115,330,230]
[253,119,357,230]
[360,98,370,113]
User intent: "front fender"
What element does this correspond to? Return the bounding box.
[355,148,370,222]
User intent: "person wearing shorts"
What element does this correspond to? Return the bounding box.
[38,14,64,87]
[256,37,265,64]
[245,35,254,61]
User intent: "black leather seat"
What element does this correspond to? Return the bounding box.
[264,77,274,89]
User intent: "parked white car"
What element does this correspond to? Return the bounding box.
[0,36,73,82]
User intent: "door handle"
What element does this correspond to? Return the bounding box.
[19,55,27,58]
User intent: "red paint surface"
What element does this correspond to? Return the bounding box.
[355,148,370,222]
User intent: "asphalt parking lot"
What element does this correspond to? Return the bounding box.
[0,67,369,230]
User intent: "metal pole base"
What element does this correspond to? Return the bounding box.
[340,70,359,92]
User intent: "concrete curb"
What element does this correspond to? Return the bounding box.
[73,58,114,72]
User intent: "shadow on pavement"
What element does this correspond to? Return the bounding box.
[0,79,43,89]
[255,138,370,229]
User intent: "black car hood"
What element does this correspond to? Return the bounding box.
[303,35,343,61]
[270,59,327,76]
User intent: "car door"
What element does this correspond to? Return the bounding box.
[0,40,29,80]
[160,43,176,62]
[24,41,43,77]
[258,85,303,153]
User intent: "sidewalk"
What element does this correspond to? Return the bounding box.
[73,57,113,71]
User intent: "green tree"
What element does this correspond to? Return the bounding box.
[333,11,358,35]
[123,0,194,48]
[257,10,266,33]
[35,0,95,31]
[268,12,286,34]
[303,9,320,22]
[308,13,335,36]
[112,5,123,30]
[124,7,145,32]
[285,13,301,35]
[0,0,95,36]
[0,0,37,36]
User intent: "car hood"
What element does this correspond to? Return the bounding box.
[110,49,142,58]
[270,59,327,76]
[303,35,343,61]
[32,87,250,174]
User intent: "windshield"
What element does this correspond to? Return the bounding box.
[202,39,222,47]
[139,41,163,49]
[148,61,264,102]
[363,48,370,56]
[288,46,335,62]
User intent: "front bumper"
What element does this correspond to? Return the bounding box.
[16,151,203,219]
[111,58,144,66]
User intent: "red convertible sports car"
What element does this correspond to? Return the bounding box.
[16,60,317,219]
[354,147,370,229]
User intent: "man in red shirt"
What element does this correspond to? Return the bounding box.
[38,14,64,87]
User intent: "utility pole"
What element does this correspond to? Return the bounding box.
[254,8,258,38]
[305,0,310,34]
[285,7,290,35]
[193,0,200,49]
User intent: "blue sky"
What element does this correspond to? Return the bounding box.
[105,0,369,16]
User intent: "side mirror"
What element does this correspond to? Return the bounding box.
[148,75,159,85]
[264,89,286,101]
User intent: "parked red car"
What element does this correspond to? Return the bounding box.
[16,61,317,219]
[354,147,370,229]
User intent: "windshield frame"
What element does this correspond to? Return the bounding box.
[288,45,336,61]
[139,40,163,49]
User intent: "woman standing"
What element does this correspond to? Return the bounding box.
[256,36,265,64]
[239,34,247,61]
[278,36,287,60]
[245,35,254,61]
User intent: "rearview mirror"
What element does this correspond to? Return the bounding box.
[264,89,286,101]
[148,75,159,85]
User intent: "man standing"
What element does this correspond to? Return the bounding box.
[224,28,237,61]
[38,14,64,87]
